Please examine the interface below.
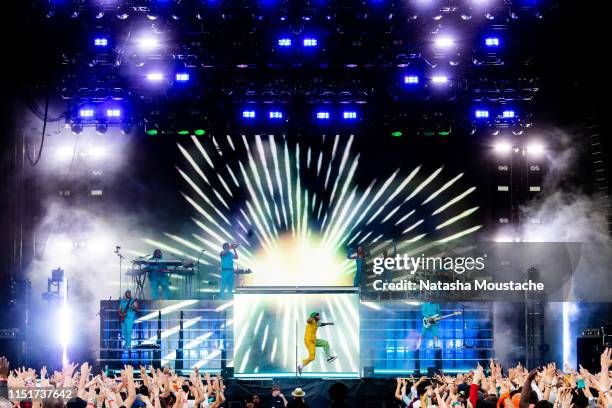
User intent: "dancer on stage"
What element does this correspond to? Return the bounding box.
[219,242,239,299]
[118,289,139,349]
[146,248,171,300]
[297,312,337,375]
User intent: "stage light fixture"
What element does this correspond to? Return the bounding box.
[96,123,108,135]
[106,109,121,118]
[485,37,500,47]
[79,109,94,118]
[391,131,403,137]
[71,123,84,135]
[94,37,108,47]
[146,72,164,81]
[404,75,419,84]
[431,76,449,84]
[493,141,512,153]
[269,111,283,119]
[343,111,357,119]
[146,129,158,136]
[526,142,545,156]
[177,130,190,135]
[242,110,256,119]
[303,38,318,47]
[435,36,454,48]
[121,123,133,135]
[138,36,159,50]
[278,38,292,47]
[316,111,330,119]
[194,129,206,136]
[175,72,190,82]
[502,110,515,118]
[475,109,490,119]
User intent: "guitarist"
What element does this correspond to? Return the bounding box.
[118,289,139,349]
[416,301,441,349]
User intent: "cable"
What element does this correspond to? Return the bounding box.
[25,90,49,167]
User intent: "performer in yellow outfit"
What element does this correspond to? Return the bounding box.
[297,312,338,375]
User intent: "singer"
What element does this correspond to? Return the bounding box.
[219,242,239,299]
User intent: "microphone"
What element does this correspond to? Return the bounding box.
[114,246,121,253]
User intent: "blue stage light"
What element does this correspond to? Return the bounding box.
[502,110,515,118]
[343,111,357,120]
[146,73,164,81]
[303,38,318,47]
[316,111,330,119]
[404,75,419,84]
[431,76,448,84]
[175,73,190,82]
[475,109,490,119]
[242,110,256,119]
[269,111,283,119]
[79,109,94,118]
[278,38,292,47]
[485,37,500,47]
[106,109,121,118]
[94,37,108,47]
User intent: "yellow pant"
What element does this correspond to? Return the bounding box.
[302,338,330,366]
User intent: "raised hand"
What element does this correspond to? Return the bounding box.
[0,357,9,378]
[601,348,611,372]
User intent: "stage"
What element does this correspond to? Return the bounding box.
[99,297,494,378]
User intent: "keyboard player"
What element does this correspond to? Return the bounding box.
[146,248,171,300]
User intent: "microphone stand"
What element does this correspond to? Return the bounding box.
[115,246,124,298]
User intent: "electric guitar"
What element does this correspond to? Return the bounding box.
[118,298,135,323]
[422,311,461,328]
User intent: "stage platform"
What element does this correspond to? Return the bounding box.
[99,296,494,377]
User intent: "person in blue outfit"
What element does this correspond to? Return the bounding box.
[416,301,441,349]
[347,245,367,288]
[147,248,171,300]
[219,242,239,299]
[118,289,139,348]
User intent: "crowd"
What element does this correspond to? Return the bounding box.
[0,348,610,408]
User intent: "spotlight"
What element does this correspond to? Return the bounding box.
[146,129,158,136]
[303,38,318,47]
[94,37,108,47]
[502,110,515,118]
[404,75,419,84]
[242,110,256,119]
[79,109,94,118]
[175,73,190,82]
[71,123,84,135]
[86,146,108,160]
[269,111,283,119]
[146,72,164,81]
[526,142,545,156]
[493,141,512,153]
[56,145,74,161]
[435,36,454,48]
[485,37,500,47]
[278,38,292,47]
[391,131,403,137]
[138,36,159,50]
[95,123,108,135]
[106,109,121,118]
[343,111,357,120]
[194,129,206,136]
[431,76,448,84]
[316,111,330,120]
[475,109,490,119]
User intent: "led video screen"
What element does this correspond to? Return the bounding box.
[233,293,359,377]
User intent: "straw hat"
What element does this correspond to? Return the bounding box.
[291,388,306,398]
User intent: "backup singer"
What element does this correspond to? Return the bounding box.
[347,245,367,287]
[118,289,139,349]
[147,249,171,300]
[297,312,337,375]
[219,242,239,299]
